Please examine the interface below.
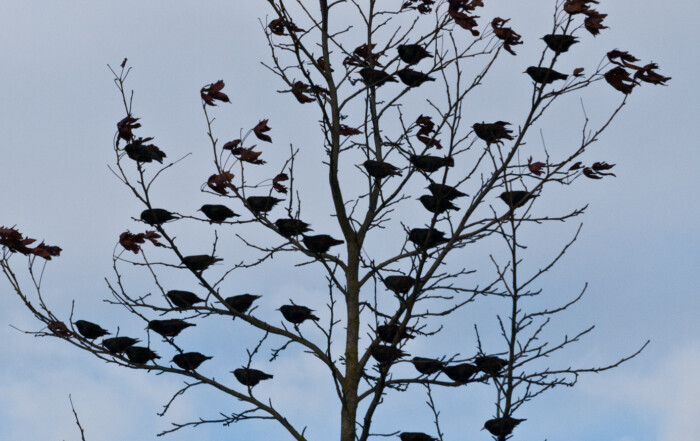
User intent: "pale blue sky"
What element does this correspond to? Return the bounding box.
[1,1,698,440]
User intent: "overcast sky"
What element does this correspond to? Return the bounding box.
[1,1,698,441]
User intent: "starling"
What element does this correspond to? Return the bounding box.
[499,191,536,209]
[409,155,454,173]
[359,68,398,87]
[399,432,437,441]
[474,356,508,376]
[233,367,273,387]
[246,196,284,214]
[397,68,436,87]
[279,305,319,324]
[383,275,416,295]
[483,416,526,438]
[124,143,166,163]
[377,324,414,343]
[74,320,110,340]
[172,352,212,370]
[411,357,445,375]
[363,160,402,179]
[543,34,579,53]
[125,346,160,365]
[141,208,176,226]
[418,195,459,214]
[525,66,568,84]
[181,254,222,272]
[408,228,449,249]
[275,218,312,238]
[102,336,140,354]
[166,290,204,309]
[427,183,467,201]
[199,204,239,223]
[441,363,479,384]
[370,345,407,364]
[224,294,261,314]
[472,122,515,145]
[302,234,344,254]
[147,319,196,338]
[397,44,432,65]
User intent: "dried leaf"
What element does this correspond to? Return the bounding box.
[48,321,71,337]
[573,67,585,77]
[528,157,546,176]
[583,9,608,36]
[634,63,671,85]
[604,66,637,94]
[272,173,289,194]
[31,243,62,260]
[491,17,523,55]
[339,125,362,136]
[231,146,266,165]
[569,161,583,170]
[253,119,272,143]
[223,139,242,151]
[207,172,234,195]
[201,80,230,106]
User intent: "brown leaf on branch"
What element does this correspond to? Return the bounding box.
[272,173,289,194]
[401,0,436,14]
[339,125,362,136]
[344,43,382,68]
[607,50,642,70]
[48,321,71,337]
[604,66,637,94]
[583,10,608,36]
[223,139,242,151]
[231,146,266,165]
[116,116,141,143]
[582,167,603,179]
[120,58,128,68]
[528,157,546,176]
[569,161,583,170]
[573,67,585,77]
[417,135,443,149]
[448,0,484,36]
[491,17,523,55]
[31,243,63,260]
[207,172,234,195]
[0,226,35,254]
[253,120,272,143]
[563,0,598,15]
[119,230,165,254]
[268,17,304,36]
[290,82,317,104]
[634,63,671,85]
[200,80,230,106]
[416,115,435,136]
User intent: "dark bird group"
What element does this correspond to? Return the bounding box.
[359,44,434,88]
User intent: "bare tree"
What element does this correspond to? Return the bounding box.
[1,1,668,440]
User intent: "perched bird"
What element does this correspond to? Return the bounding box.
[377,324,414,343]
[147,319,196,338]
[409,155,454,173]
[408,228,449,249]
[74,320,110,340]
[427,183,467,201]
[223,294,261,314]
[442,363,479,384]
[370,345,407,364]
[233,368,273,387]
[543,34,579,53]
[359,68,398,87]
[411,357,445,375]
[383,275,416,295]
[102,336,140,355]
[199,204,239,223]
[472,122,514,145]
[303,234,344,254]
[171,352,212,370]
[246,196,284,214]
[124,143,166,163]
[418,195,459,214]
[525,66,568,84]
[362,160,402,179]
[181,255,222,272]
[275,218,312,238]
[399,432,437,441]
[279,305,319,324]
[125,346,160,365]
[397,68,435,87]
[474,356,508,376]
[499,191,536,209]
[141,208,176,226]
[398,44,432,65]
[483,416,526,438]
[166,290,204,309]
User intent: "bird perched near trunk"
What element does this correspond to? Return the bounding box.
[427,183,467,201]
[409,155,454,173]
[362,160,402,179]
[147,319,195,338]
[408,228,449,249]
[418,195,459,214]
[474,356,508,376]
[102,336,139,355]
[397,68,436,87]
[359,68,398,87]
[224,294,261,314]
[399,432,437,441]
[442,363,479,383]
[279,305,319,324]
[166,290,204,309]
[181,255,222,272]
[199,204,239,223]
[377,324,415,343]
[525,66,568,84]
[483,416,526,438]
[370,345,407,364]
[125,346,160,365]
[472,121,514,145]
[171,352,212,370]
[398,44,432,65]
[411,357,445,375]
[74,320,110,340]
[141,208,176,226]
[383,275,416,295]
[542,34,579,53]
[124,143,166,163]
[302,234,344,254]
[233,368,273,387]
[274,218,312,238]
[246,196,284,214]
[499,190,536,209]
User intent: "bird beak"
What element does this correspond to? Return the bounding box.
[522,70,527,74]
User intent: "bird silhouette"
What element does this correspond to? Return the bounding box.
[411,357,445,375]
[377,324,414,343]
[418,195,459,214]
[397,68,435,87]
[359,68,398,87]
[363,160,402,179]
[409,155,454,173]
[275,218,312,238]
[525,66,568,84]
[199,204,239,223]
[181,255,222,272]
[499,191,536,209]
[474,356,508,376]
[125,346,160,365]
[233,368,273,387]
[472,122,514,145]
[371,345,407,364]
[125,143,166,163]
[303,234,344,254]
[408,228,449,249]
[427,183,467,201]
[74,320,110,340]
[246,196,284,214]
[398,44,432,65]
[399,432,437,441]
[483,416,526,438]
[442,363,479,383]
[141,208,176,226]
[147,319,195,338]
[166,290,204,309]
[279,305,319,324]
[383,275,416,295]
[542,34,579,53]
[224,294,261,314]
[102,336,140,355]
[172,352,212,370]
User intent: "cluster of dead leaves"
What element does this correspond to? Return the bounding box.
[268,17,304,36]
[117,116,141,144]
[119,230,165,254]
[604,50,670,94]
[563,0,607,35]
[0,227,62,260]
[415,115,442,149]
[448,0,484,36]
[344,43,383,68]
[201,80,230,106]
[569,161,616,179]
[207,172,235,195]
[339,125,362,136]
[401,0,436,14]
[288,81,329,104]
[491,18,522,55]
[225,142,266,165]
